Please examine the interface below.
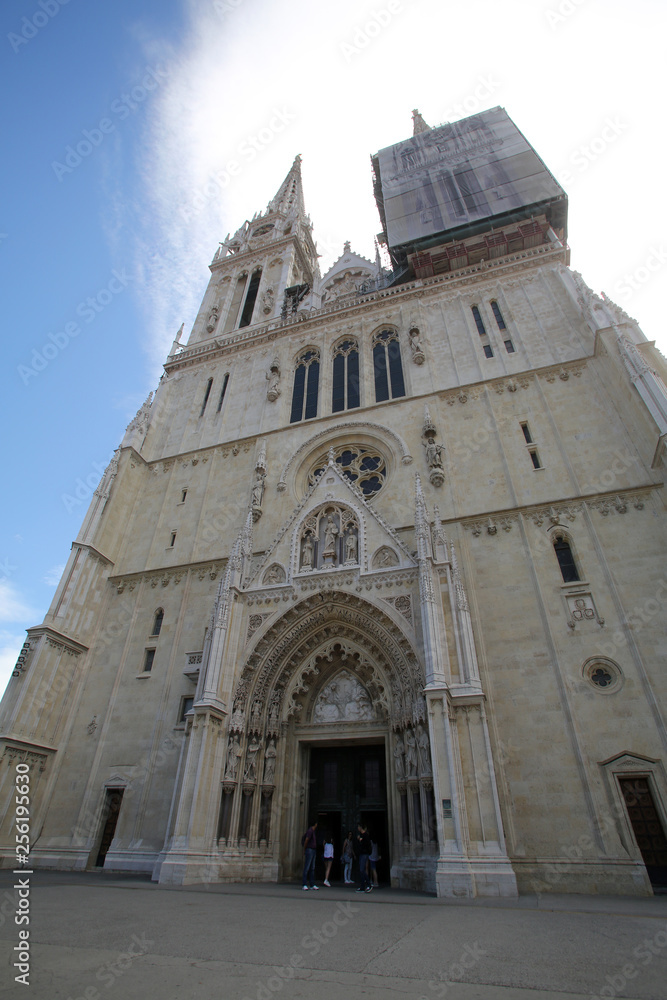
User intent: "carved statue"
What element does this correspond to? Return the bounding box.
[250,697,263,731]
[206,304,219,333]
[301,533,314,569]
[323,515,339,556]
[416,724,431,775]
[393,735,406,779]
[244,736,261,781]
[261,285,275,315]
[266,357,281,401]
[230,705,245,731]
[404,727,418,777]
[424,439,443,469]
[409,327,424,364]
[344,530,357,563]
[268,692,280,730]
[224,736,242,780]
[263,738,277,784]
[251,474,265,509]
[265,564,283,584]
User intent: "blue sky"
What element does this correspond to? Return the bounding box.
[1,0,666,694]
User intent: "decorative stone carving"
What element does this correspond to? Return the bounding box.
[251,473,266,522]
[298,504,359,572]
[566,593,604,629]
[301,533,315,570]
[261,285,275,316]
[343,528,358,564]
[263,564,286,585]
[313,671,374,723]
[266,357,281,401]
[409,326,425,365]
[373,546,399,569]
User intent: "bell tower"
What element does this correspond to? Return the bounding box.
[187,155,320,346]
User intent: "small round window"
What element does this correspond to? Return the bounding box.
[308,446,386,499]
[582,657,623,695]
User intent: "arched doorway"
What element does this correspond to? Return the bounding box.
[218,591,438,887]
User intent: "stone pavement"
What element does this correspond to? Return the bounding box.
[0,872,666,1000]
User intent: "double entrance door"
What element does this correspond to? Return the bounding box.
[307,743,389,884]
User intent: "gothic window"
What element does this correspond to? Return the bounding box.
[373,330,405,402]
[216,372,229,412]
[553,535,580,583]
[308,445,386,498]
[178,696,194,723]
[505,339,516,353]
[332,339,360,412]
[143,649,156,673]
[151,609,164,636]
[490,300,507,330]
[239,268,262,328]
[200,378,213,416]
[471,306,487,336]
[290,350,320,423]
[483,344,494,359]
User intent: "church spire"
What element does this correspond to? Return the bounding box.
[268,154,305,217]
[412,108,431,135]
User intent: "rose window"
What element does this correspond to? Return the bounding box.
[308,446,386,499]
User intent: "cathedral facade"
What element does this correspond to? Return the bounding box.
[2,109,666,897]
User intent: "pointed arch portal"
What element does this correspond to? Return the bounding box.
[220,591,437,884]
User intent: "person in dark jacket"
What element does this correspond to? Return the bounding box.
[355,822,372,892]
[302,820,319,890]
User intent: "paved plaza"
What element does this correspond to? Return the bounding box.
[0,872,666,1000]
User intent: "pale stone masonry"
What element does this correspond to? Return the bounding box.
[1,109,665,897]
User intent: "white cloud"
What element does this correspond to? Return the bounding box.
[0,581,37,624]
[0,631,27,701]
[43,565,66,588]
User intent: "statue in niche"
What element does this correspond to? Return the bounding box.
[323,515,339,556]
[250,697,263,731]
[261,285,275,315]
[404,728,418,777]
[393,734,406,779]
[424,438,443,469]
[244,735,261,781]
[251,474,265,509]
[301,533,314,570]
[344,529,357,564]
[263,738,277,784]
[409,327,425,364]
[375,547,398,569]
[206,304,219,333]
[266,357,281,401]
[224,735,242,780]
[268,692,281,730]
[416,724,431,775]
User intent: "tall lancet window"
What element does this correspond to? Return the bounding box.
[332,339,360,412]
[239,268,262,328]
[373,329,405,402]
[290,349,320,423]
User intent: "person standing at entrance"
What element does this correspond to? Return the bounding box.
[355,822,372,892]
[342,830,354,883]
[302,820,319,890]
[323,836,334,886]
[369,839,380,886]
